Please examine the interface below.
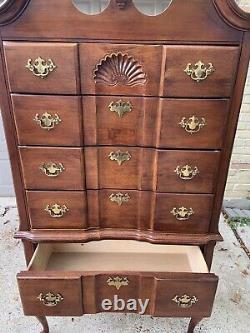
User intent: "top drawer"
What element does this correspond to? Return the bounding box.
[3,42,80,94]
[80,43,239,97]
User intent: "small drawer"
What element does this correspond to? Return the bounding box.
[4,42,80,94]
[19,147,85,190]
[164,45,239,97]
[17,241,218,317]
[87,190,212,233]
[85,147,220,193]
[83,96,229,149]
[12,95,82,146]
[80,43,163,96]
[26,191,87,229]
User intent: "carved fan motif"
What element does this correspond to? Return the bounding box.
[94,53,147,87]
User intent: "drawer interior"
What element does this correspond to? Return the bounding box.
[29,241,208,273]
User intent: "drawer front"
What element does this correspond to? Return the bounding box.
[4,42,79,94]
[80,43,163,96]
[85,147,219,193]
[83,96,229,149]
[164,45,239,97]
[87,190,212,233]
[157,150,220,193]
[12,95,82,146]
[154,193,213,233]
[82,273,218,317]
[17,273,83,316]
[26,191,87,229]
[159,99,229,149]
[19,147,85,190]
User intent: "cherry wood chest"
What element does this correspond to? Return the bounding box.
[0,1,249,332]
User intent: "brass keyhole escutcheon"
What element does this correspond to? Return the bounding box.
[109,150,132,166]
[45,204,69,218]
[38,292,64,307]
[171,207,194,221]
[107,276,129,290]
[184,60,215,82]
[172,294,198,308]
[175,165,199,180]
[34,112,61,131]
[39,162,65,177]
[179,115,206,134]
[26,57,56,78]
[109,193,130,206]
[109,100,133,118]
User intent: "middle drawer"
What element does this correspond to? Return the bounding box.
[20,147,220,193]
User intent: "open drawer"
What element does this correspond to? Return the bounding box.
[17,241,218,317]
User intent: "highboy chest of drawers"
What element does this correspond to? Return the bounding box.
[0,0,250,332]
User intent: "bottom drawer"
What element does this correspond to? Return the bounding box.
[17,241,218,317]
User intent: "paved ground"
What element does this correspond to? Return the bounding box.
[0,197,249,333]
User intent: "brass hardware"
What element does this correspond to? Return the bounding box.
[172,295,198,308]
[26,57,56,78]
[38,292,63,307]
[171,207,194,221]
[109,193,130,206]
[175,165,199,180]
[184,60,215,82]
[34,112,61,131]
[45,204,69,218]
[107,277,129,290]
[109,150,132,166]
[39,162,65,177]
[179,115,206,134]
[109,100,133,118]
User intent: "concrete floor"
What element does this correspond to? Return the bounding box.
[0,197,249,333]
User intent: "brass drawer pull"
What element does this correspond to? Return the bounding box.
[172,294,198,308]
[175,165,199,180]
[107,277,129,290]
[38,292,63,307]
[26,57,56,78]
[184,60,215,82]
[45,204,69,218]
[109,192,130,206]
[179,115,206,134]
[39,162,65,177]
[109,100,133,118]
[34,112,61,131]
[109,150,132,165]
[171,207,194,221]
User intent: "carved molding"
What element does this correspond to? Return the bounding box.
[116,0,129,10]
[94,52,147,87]
[214,0,250,31]
[0,0,30,26]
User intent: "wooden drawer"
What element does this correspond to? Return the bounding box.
[26,191,87,229]
[164,45,239,97]
[19,147,85,190]
[17,242,218,317]
[12,95,82,146]
[3,42,80,94]
[83,96,229,149]
[80,43,163,96]
[87,190,213,233]
[85,147,220,193]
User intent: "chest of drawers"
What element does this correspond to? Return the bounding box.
[0,1,249,332]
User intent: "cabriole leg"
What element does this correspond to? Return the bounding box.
[187,317,203,333]
[36,316,49,333]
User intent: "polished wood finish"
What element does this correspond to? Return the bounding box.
[0,1,249,332]
[26,191,87,229]
[19,147,85,190]
[36,316,49,333]
[3,42,80,94]
[12,95,82,146]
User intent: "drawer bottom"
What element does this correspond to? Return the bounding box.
[17,241,218,317]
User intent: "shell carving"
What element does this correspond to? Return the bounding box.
[94,53,147,87]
